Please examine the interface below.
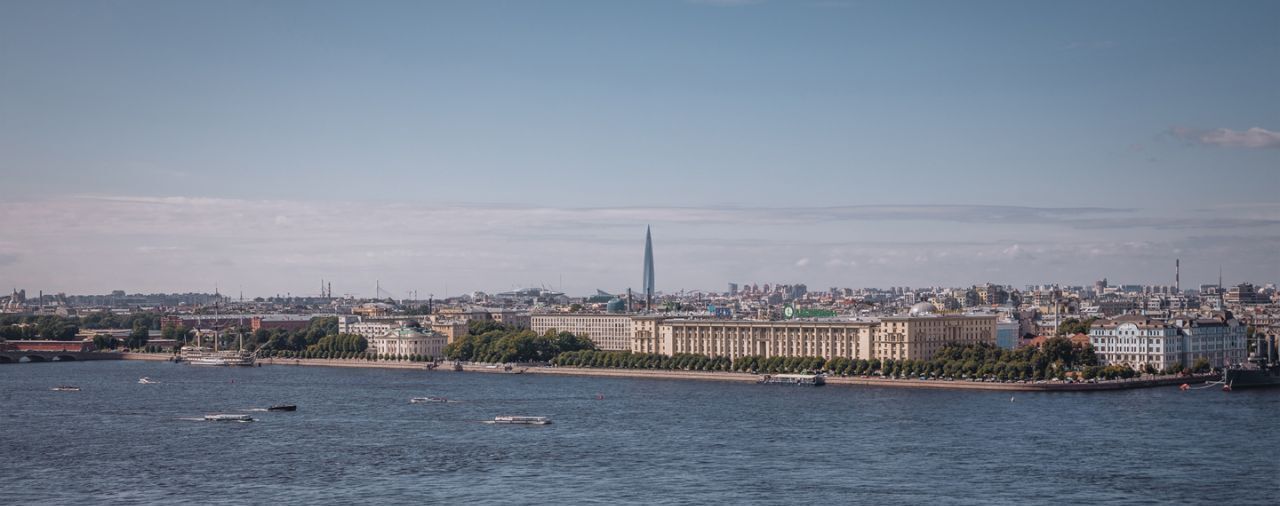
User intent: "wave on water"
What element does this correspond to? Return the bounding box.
[176,417,206,422]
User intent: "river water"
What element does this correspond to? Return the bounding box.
[2,360,1277,505]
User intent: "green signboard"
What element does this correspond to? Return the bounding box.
[783,305,838,319]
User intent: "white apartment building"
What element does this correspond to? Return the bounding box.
[337,316,396,340]
[1089,315,1181,371]
[531,314,632,351]
[1089,313,1246,370]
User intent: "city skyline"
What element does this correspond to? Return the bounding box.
[1,1,1277,295]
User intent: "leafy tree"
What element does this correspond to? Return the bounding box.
[125,325,149,349]
[92,334,119,350]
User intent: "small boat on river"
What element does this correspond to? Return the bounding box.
[410,397,448,404]
[267,404,297,412]
[204,414,254,422]
[51,386,81,392]
[758,374,825,386]
[488,416,551,425]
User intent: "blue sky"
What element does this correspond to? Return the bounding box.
[1,0,1277,296]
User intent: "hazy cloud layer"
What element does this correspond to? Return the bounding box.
[1170,126,1280,150]
[1,196,1276,297]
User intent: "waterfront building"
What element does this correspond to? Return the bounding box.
[367,327,447,359]
[1089,313,1248,370]
[633,308,996,362]
[630,315,665,354]
[655,318,878,360]
[1088,315,1183,371]
[1169,314,1247,368]
[531,314,633,351]
[875,313,999,361]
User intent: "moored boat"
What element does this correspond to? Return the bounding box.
[1224,332,1280,390]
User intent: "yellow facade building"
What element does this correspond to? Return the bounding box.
[631,315,996,362]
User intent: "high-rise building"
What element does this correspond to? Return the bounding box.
[643,226,655,309]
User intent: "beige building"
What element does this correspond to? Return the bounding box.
[631,314,996,362]
[489,310,531,329]
[875,315,998,361]
[531,314,633,351]
[368,327,447,359]
[434,308,531,329]
[630,316,665,354]
[654,319,878,360]
[428,321,469,344]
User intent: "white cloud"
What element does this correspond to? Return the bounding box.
[0,196,1276,296]
[1171,126,1280,150]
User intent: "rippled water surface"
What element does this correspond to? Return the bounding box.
[2,361,1278,505]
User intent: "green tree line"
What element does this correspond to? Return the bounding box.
[551,337,1155,381]
[444,323,595,363]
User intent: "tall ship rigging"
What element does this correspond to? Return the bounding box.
[178,291,255,367]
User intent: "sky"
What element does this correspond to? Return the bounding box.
[1,0,1277,297]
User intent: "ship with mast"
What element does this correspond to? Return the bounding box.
[179,290,255,367]
[1223,328,1280,390]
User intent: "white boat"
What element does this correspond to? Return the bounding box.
[138,377,157,384]
[204,414,254,422]
[757,374,825,386]
[178,345,212,361]
[490,416,551,425]
[410,396,448,404]
[188,351,255,367]
[51,386,81,392]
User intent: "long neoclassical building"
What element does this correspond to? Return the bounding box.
[631,307,996,362]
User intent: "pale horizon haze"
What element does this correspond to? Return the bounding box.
[1,0,1277,297]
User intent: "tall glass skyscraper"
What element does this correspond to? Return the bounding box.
[643,226,655,309]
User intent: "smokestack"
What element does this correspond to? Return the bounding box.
[1175,258,1180,293]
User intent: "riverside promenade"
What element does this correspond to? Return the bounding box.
[125,354,1219,392]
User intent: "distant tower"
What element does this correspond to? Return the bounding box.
[1175,258,1180,293]
[643,226,655,311]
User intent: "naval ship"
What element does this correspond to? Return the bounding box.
[1224,332,1280,390]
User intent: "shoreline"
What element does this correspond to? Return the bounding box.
[120,354,1218,392]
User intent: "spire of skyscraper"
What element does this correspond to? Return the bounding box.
[643,225,655,310]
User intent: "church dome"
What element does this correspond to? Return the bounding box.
[909,302,937,316]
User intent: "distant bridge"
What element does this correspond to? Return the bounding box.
[0,351,123,364]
